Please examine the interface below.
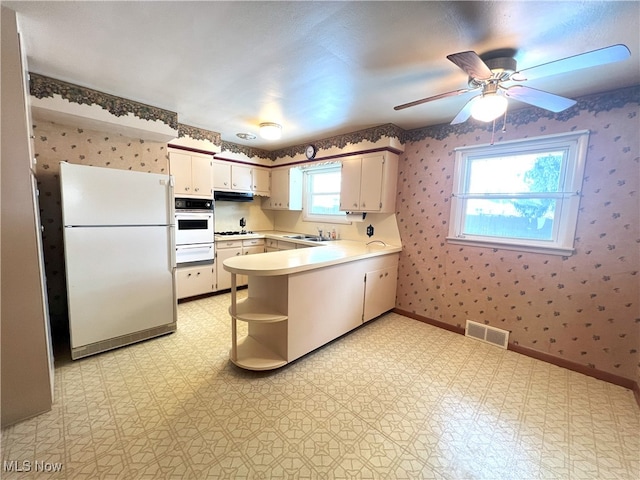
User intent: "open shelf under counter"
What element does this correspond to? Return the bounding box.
[228,297,287,323]
[230,335,288,371]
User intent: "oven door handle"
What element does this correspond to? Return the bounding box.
[176,244,214,250]
[175,212,213,218]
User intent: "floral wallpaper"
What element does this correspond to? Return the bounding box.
[32,120,170,343]
[395,87,639,384]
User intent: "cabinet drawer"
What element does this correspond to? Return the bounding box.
[242,238,264,247]
[216,239,243,249]
[266,238,278,248]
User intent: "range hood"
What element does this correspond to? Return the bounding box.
[214,191,254,202]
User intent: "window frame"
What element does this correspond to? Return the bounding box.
[447,130,590,256]
[302,163,350,224]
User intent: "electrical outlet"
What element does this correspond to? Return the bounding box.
[366,225,374,237]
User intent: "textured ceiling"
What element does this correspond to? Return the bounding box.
[5,1,640,149]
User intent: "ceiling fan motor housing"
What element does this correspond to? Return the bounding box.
[469,56,517,87]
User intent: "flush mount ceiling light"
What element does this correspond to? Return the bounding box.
[259,122,282,140]
[470,92,508,122]
[236,132,257,140]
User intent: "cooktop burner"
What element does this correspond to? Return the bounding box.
[215,231,254,235]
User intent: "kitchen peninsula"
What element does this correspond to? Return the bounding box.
[223,235,401,370]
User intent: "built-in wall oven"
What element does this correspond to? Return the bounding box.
[175,197,214,264]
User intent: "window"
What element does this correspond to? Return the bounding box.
[447,130,589,255]
[302,164,348,223]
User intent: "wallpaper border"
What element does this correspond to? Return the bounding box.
[29,73,178,129]
[28,72,638,158]
[403,85,640,142]
[178,123,221,146]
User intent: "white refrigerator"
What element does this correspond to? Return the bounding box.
[60,162,177,359]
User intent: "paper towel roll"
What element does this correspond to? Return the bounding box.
[346,213,366,223]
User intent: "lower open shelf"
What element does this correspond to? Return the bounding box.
[229,297,288,323]
[229,335,288,371]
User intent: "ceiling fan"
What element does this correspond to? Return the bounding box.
[394,44,631,124]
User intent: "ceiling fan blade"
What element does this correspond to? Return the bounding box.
[504,85,576,112]
[450,96,480,125]
[393,88,474,111]
[510,44,630,82]
[446,51,493,81]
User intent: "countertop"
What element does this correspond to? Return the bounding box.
[222,230,401,276]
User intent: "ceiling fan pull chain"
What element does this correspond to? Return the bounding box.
[490,118,496,145]
[502,104,508,133]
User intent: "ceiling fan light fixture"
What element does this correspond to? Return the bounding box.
[470,93,508,122]
[259,122,282,140]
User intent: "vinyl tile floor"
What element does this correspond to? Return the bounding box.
[2,291,639,479]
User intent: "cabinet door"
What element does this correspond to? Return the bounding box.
[231,165,253,192]
[252,167,270,196]
[212,161,231,190]
[363,264,398,322]
[243,245,265,256]
[216,246,243,290]
[176,265,214,299]
[359,155,384,211]
[340,158,362,211]
[169,151,193,195]
[191,156,213,197]
[269,169,289,208]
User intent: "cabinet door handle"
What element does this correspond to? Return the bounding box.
[353,202,358,207]
[235,252,241,256]
[195,187,199,192]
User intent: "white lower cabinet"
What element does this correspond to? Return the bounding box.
[363,264,398,321]
[216,241,243,291]
[176,264,216,300]
[216,238,265,290]
[228,253,399,370]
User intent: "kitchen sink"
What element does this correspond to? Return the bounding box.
[284,234,331,242]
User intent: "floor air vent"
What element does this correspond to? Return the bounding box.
[465,320,509,349]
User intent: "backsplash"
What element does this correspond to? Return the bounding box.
[33,119,169,343]
[395,87,639,383]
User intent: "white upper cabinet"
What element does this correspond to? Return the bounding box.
[263,167,302,210]
[231,164,253,192]
[339,153,398,213]
[169,150,213,198]
[252,167,270,196]
[212,160,264,194]
[212,160,231,190]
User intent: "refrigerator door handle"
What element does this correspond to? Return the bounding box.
[169,225,176,270]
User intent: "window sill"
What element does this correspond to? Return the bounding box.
[445,236,575,256]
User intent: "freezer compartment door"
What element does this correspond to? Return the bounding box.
[64,226,176,349]
[60,162,173,226]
